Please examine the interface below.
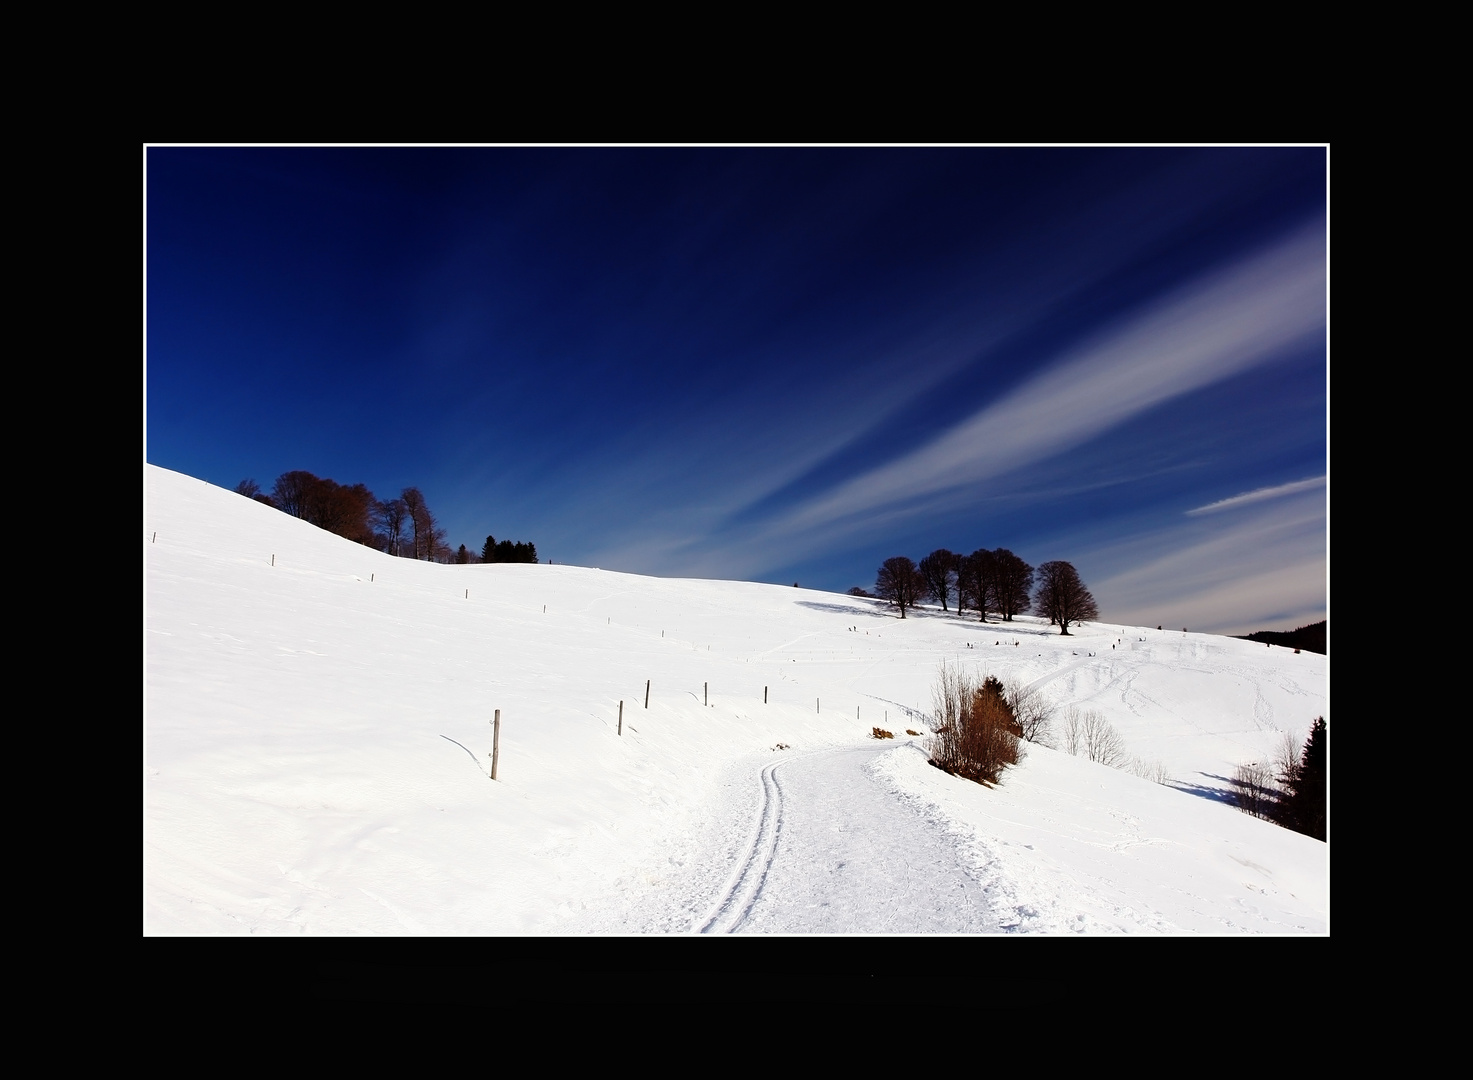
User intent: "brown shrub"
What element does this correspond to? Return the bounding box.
[872,727,895,739]
[928,665,1022,786]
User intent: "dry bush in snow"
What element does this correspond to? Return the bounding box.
[1233,761,1278,819]
[1061,707,1130,768]
[1129,755,1172,785]
[1005,678,1055,746]
[928,665,1022,786]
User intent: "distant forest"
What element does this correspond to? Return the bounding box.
[1235,620,1326,655]
[235,471,537,565]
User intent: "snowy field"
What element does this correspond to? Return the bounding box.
[144,465,1328,935]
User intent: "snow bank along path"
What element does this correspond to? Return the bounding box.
[144,465,1327,934]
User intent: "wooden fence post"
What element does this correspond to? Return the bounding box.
[645,680,650,708]
[704,682,708,707]
[490,709,501,780]
[618,700,623,736]
[764,686,767,704]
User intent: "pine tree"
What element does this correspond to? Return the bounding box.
[1275,717,1326,840]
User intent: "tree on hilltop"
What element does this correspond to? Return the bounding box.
[272,470,320,519]
[919,549,959,612]
[876,556,926,618]
[482,535,539,563]
[377,498,407,557]
[959,548,997,622]
[400,487,448,560]
[1033,560,1098,635]
[992,549,1034,621]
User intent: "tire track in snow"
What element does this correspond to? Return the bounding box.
[696,757,786,933]
[697,746,1002,934]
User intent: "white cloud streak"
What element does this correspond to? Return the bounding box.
[1185,475,1325,516]
[1090,487,1326,635]
[754,221,1326,549]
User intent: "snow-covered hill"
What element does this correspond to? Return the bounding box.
[144,464,1328,934]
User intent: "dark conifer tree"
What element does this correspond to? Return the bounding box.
[1274,717,1326,840]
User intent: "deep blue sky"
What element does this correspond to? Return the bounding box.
[146,147,1327,635]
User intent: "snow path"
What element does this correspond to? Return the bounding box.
[693,744,1001,933]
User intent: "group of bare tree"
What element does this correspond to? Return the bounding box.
[236,472,454,562]
[868,548,1098,634]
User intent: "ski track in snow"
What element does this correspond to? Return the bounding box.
[697,756,787,933]
[698,745,1002,934]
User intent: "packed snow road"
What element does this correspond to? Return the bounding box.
[566,741,1004,934]
[701,744,1002,933]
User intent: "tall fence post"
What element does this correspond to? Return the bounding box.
[490,709,501,780]
[704,681,708,707]
[645,680,650,708]
[764,686,768,704]
[618,700,623,736]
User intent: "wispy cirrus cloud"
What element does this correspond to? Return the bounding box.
[1185,475,1325,516]
[1086,482,1326,635]
[725,220,1326,566]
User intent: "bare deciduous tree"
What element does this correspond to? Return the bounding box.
[272,470,320,519]
[1034,560,1099,635]
[919,549,958,612]
[1233,761,1278,818]
[400,487,442,560]
[1061,706,1130,767]
[876,556,926,618]
[992,549,1034,621]
[1004,677,1054,745]
[958,548,997,621]
[376,498,407,557]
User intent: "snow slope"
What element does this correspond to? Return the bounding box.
[144,465,1328,934]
